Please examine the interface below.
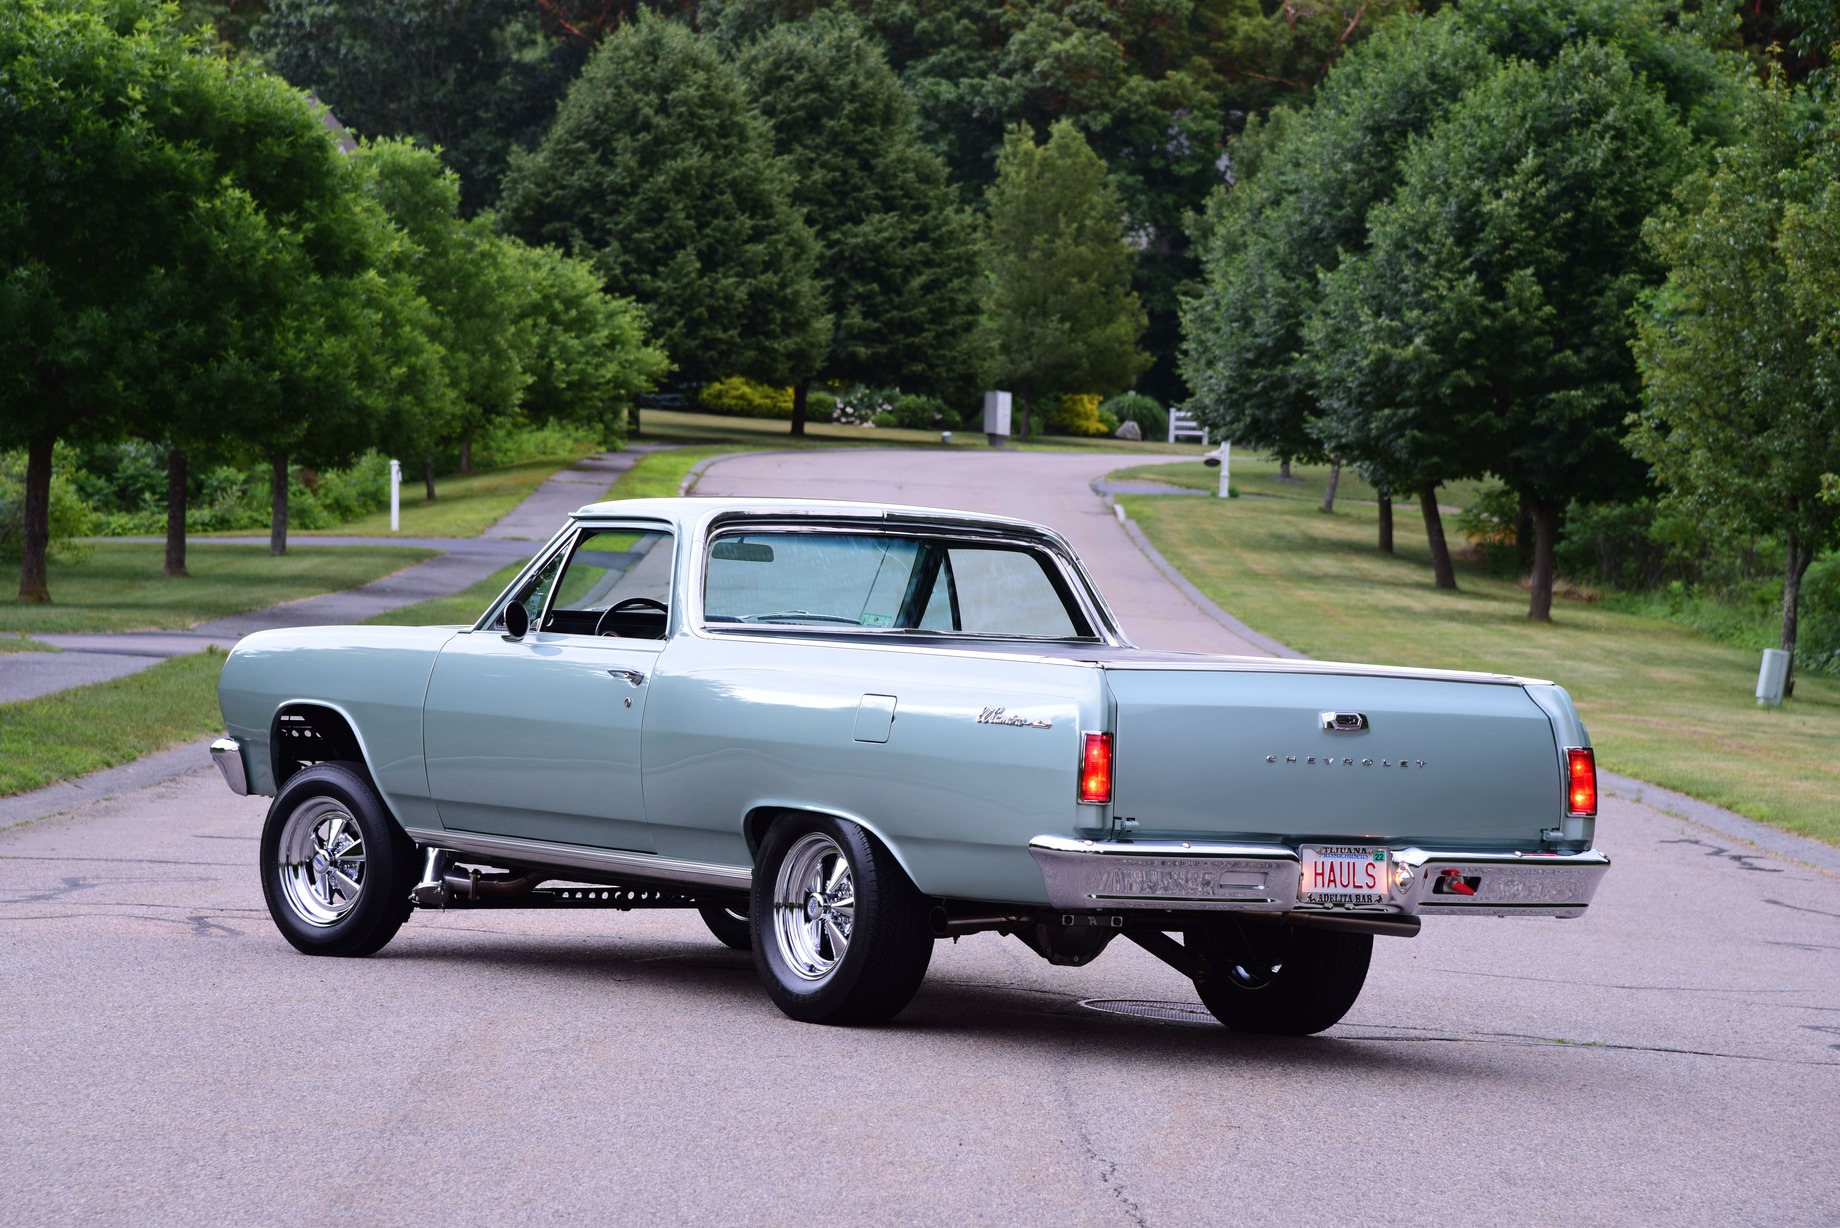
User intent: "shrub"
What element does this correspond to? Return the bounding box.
[829,384,896,426]
[1453,484,1522,575]
[1049,393,1110,436]
[892,394,960,430]
[698,375,795,419]
[871,411,898,428]
[0,452,97,564]
[1100,393,1167,440]
[1799,553,1840,676]
[1096,407,1120,434]
[807,392,836,424]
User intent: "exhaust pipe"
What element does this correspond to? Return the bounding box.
[929,906,1036,938]
[444,867,548,901]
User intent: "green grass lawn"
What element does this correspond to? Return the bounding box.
[0,651,226,799]
[297,453,597,538]
[1113,456,1840,846]
[0,542,435,635]
[636,407,1206,454]
[0,634,59,654]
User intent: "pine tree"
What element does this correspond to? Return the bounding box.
[499,12,826,392]
[738,17,984,434]
[984,120,1149,441]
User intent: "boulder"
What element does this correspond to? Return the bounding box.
[1114,419,1143,441]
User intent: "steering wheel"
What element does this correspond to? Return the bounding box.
[594,597,669,638]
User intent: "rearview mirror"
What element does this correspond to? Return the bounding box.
[502,601,530,640]
[712,540,774,563]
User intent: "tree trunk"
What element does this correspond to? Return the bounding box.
[1279,457,1292,480]
[1781,528,1815,699]
[1526,496,1558,621]
[269,452,289,556]
[164,445,189,578]
[789,375,811,438]
[459,427,474,476]
[629,396,642,437]
[1419,484,1456,590]
[1377,488,1394,554]
[423,455,437,501]
[1320,457,1342,514]
[1019,392,1033,442]
[16,432,54,603]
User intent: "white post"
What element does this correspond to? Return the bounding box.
[388,458,401,532]
[1218,440,1231,499]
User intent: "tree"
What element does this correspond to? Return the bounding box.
[1182,14,1496,476]
[506,240,670,442]
[984,120,1149,441]
[251,0,588,214]
[498,12,826,397]
[1631,77,1840,697]
[1312,43,1694,617]
[737,16,984,434]
[0,0,374,596]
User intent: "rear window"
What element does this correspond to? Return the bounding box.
[703,531,1089,640]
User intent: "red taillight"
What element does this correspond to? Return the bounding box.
[1079,732,1113,805]
[1566,747,1597,817]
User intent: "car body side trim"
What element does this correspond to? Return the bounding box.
[403,828,752,890]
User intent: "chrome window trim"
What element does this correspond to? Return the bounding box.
[687,520,1127,648]
[474,516,677,638]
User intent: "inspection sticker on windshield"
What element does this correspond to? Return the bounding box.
[1299,845,1389,906]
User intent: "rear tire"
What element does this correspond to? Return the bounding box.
[698,904,752,951]
[1191,923,1371,1036]
[751,814,932,1025]
[260,762,416,957]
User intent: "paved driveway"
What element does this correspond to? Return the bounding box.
[3,447,1837,1226]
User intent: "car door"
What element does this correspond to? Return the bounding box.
[423,523,674,851]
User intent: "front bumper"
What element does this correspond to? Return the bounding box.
[1028,835,1610,919]
[210,736,250,796]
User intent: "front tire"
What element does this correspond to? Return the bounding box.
[260,762,416,957]
[751,814,932,1025]
[1191,923,1372,1036]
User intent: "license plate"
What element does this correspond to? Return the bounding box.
[1299,845,1390,906]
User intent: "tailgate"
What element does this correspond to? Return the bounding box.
[1106,668,1564,847]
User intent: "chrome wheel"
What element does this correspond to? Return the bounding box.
[772,832,854,981]
[275,797,367,927]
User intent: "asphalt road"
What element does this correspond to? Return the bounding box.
[3,448,1837,1226]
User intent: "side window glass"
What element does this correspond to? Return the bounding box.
[943,547,1079,638]
[705,534,921,627]
[546,529,674,637]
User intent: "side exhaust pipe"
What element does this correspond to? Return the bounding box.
[929,906,1037,938]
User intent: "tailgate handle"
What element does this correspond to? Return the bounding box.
[1321,711,1368,732]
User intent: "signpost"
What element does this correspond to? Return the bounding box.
[388,458,401,532]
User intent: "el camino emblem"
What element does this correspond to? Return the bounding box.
[978,706,1052,730]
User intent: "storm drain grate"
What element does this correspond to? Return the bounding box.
[1079,998,1219,1025]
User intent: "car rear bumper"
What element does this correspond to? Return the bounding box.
[1027,835,1609,919]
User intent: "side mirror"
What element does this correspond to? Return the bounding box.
[502,601,530,640]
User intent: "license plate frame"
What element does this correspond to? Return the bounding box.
[1298,844,1390,907]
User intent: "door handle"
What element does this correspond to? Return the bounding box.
[607,669,647,687]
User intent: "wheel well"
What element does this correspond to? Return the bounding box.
[272,705,366,789]
[742,807,788,861]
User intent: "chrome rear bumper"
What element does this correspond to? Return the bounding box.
[210,736,249,796]
[1028,835,1609,919]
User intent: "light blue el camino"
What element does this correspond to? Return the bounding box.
[213,498,1609,1033]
